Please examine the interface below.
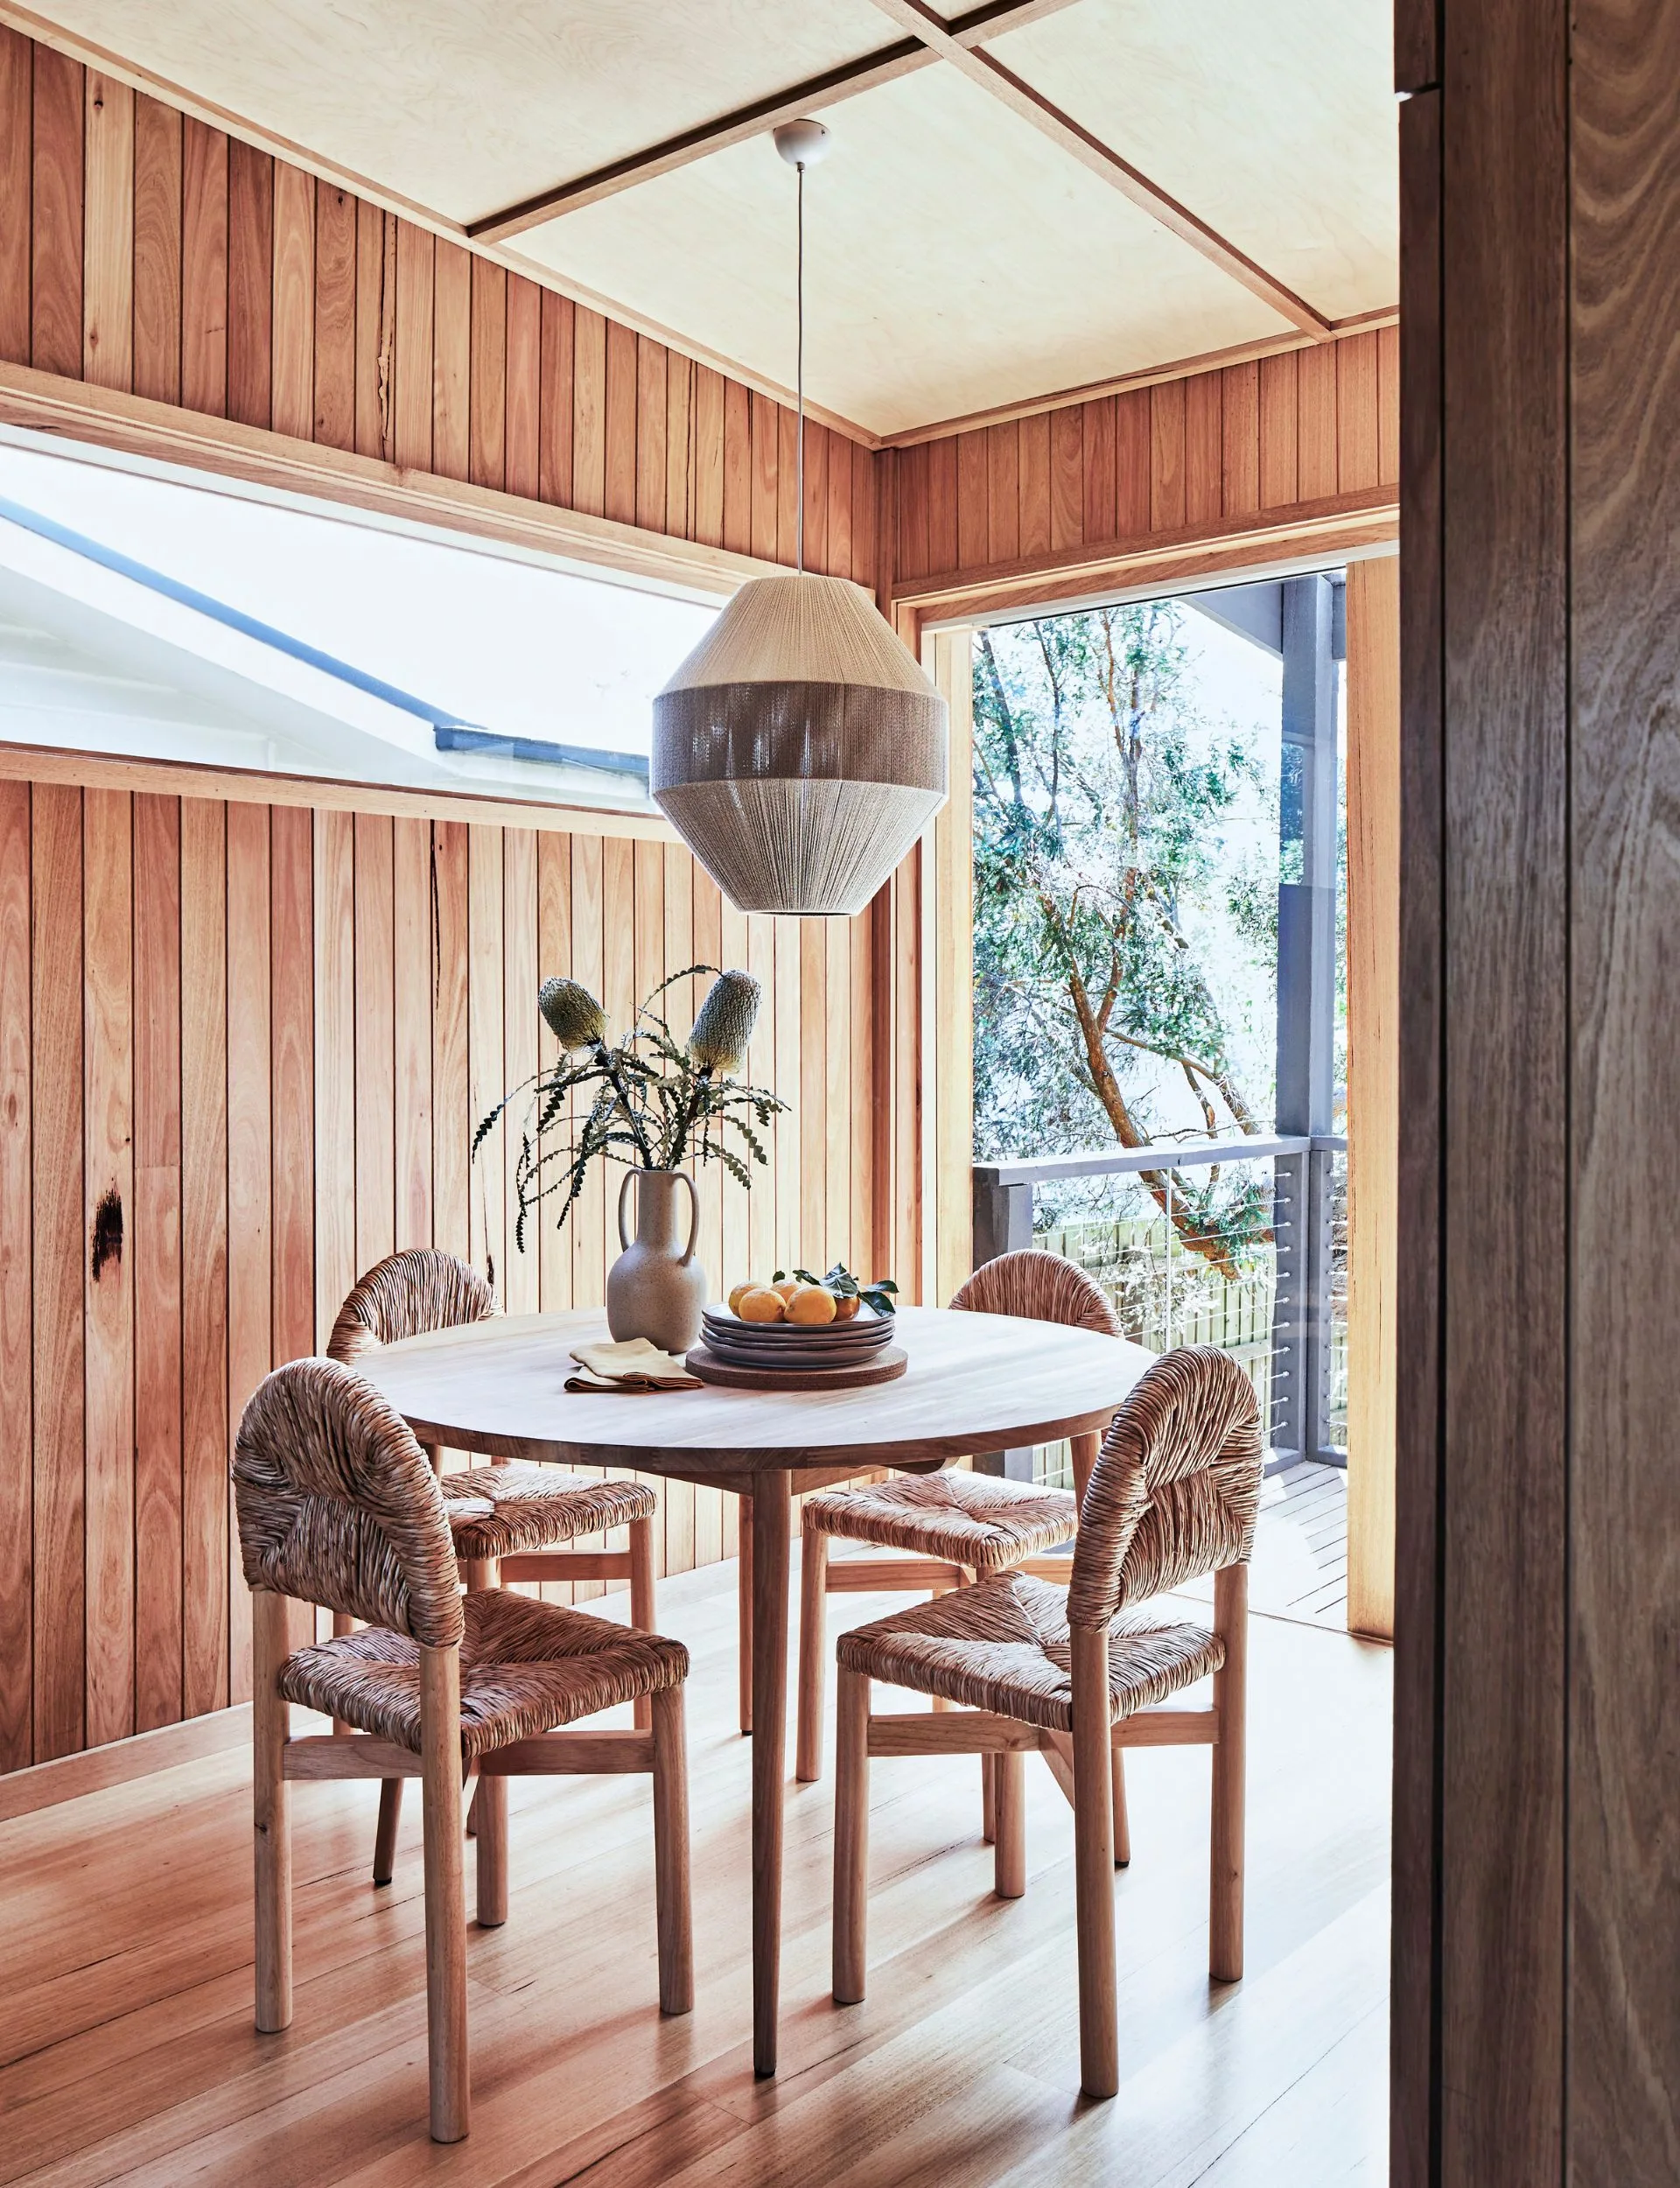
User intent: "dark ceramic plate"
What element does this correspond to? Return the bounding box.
[702,1304,892,1351]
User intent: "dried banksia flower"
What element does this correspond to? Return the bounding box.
[690,970,760,1073]
[540,976,607,1052]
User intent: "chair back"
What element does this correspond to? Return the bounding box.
[1067,1346,1262,1632]
[233,1357,465,1647]
[951,1247,1121,1336]
[327,1246,495,1364]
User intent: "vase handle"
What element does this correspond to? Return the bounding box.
[617,1168,637,1252]
[675,1171,700,1266]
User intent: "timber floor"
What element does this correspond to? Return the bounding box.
[0,1554,1392,2187]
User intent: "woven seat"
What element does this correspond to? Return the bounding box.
[279,1587,689,1761]
[234,1354,692,2143]
[836,1569,1222,1734]
[831,1346,1264,2101]
[441,1466,656,1560]
[807,1471,1077,1571]
[794,1248,1123,1785]
[326,1249,667,1896]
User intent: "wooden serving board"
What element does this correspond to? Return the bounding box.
[685,1343,907,1392]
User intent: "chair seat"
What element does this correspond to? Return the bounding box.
[806,1470,1078,1572]
[836,1570,1223,1733]
[440,1463,657,1559]
[278,1588,688,1760]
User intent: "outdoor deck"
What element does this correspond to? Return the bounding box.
[0,1550,1390,2187]
[1256,1460,1351,1628]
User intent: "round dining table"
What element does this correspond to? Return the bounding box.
[358,1301,1151,2076]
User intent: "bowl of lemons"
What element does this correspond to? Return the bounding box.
[700,1264,897,1369]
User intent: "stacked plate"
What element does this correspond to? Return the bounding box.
[698,1301,896,1373]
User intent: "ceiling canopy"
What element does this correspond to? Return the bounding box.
[24,0,1397,438]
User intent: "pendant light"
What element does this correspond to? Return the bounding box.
[651,118,948,917]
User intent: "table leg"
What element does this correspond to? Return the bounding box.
[750,1470,791,2077]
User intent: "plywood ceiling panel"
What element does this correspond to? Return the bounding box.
[518,66,1292,436]
[24,0,894,221]
[993,0,1396,323]
[21,0,1396,437]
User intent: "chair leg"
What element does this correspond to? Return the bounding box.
[1210,1562,1248,1983]
[252,1591,293,2034]
[650,1686,694,2016]
[1070,1627,1118,2100]
[373,1778,403,1886]
[474,1771,508,1929]
[982,1750,997,1843]
[420,1644,470,2144]
[795,1520,829,1781]
[993,1747,1026,1899]
[331,1608,354,1737]
[738,1497,753,1735]
[833,1666,871,2004]
[1112,1749,1131,1869]
[629,1516,656,1733]
[460,1559,494,1841]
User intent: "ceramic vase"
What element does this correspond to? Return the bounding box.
[606,1168,706,1352]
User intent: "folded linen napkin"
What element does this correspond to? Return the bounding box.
[566,1336,702,1393]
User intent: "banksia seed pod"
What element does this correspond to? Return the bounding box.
[690,970,760,1072]
[539,976,607,1051]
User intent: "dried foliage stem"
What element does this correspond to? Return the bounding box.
[474,967,788,1255]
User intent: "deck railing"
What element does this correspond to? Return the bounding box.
[972,1133,1348,1481]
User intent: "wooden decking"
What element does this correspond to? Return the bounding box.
[1254,1460,1351,1628]
[0,1554,1390,2186]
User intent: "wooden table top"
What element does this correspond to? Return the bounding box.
[359,1305,1152,1475]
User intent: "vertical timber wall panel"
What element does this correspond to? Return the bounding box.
[1395,0,1680,2176]
[1568,0,1680,2177]
[894,328,1397,596]
[1438,0,1569,2177]
[0,20,872,587]
[0,14,902,1779]
[0,778,870,1773]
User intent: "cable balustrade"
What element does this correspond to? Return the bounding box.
[973,1133,1348,1483]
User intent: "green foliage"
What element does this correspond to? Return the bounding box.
[972,600,1278,1272]
[774,1262,900,1317]
[474,966,788,1254]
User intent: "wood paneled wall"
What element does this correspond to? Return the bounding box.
[0,775,874,1772]
[892,328,1398,591]
[1390,0,1680,2178]
[0,24,878,590]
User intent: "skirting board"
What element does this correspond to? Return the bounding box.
[0,1705,253,1823]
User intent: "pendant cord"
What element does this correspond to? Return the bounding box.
[795,158,805,576]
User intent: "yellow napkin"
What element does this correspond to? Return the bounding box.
[566,1337,702,1393]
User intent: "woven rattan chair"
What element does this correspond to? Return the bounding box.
[794,1251,1122,1825]
[235,1357,692,2146]
[329,1249,662,1911]
[830,1345,1261,2100]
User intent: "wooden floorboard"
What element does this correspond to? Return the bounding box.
[0,1553,1389,2185]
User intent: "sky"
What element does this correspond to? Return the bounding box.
[0,437,718,758]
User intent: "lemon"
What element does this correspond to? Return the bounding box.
[738,1287,787,1323]
[787,1284,838,1326]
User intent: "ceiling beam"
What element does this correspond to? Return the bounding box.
[466,0,1085,243]
[864,0,1334,340]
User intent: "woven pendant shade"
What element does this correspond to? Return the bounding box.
[651,571,948,915]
